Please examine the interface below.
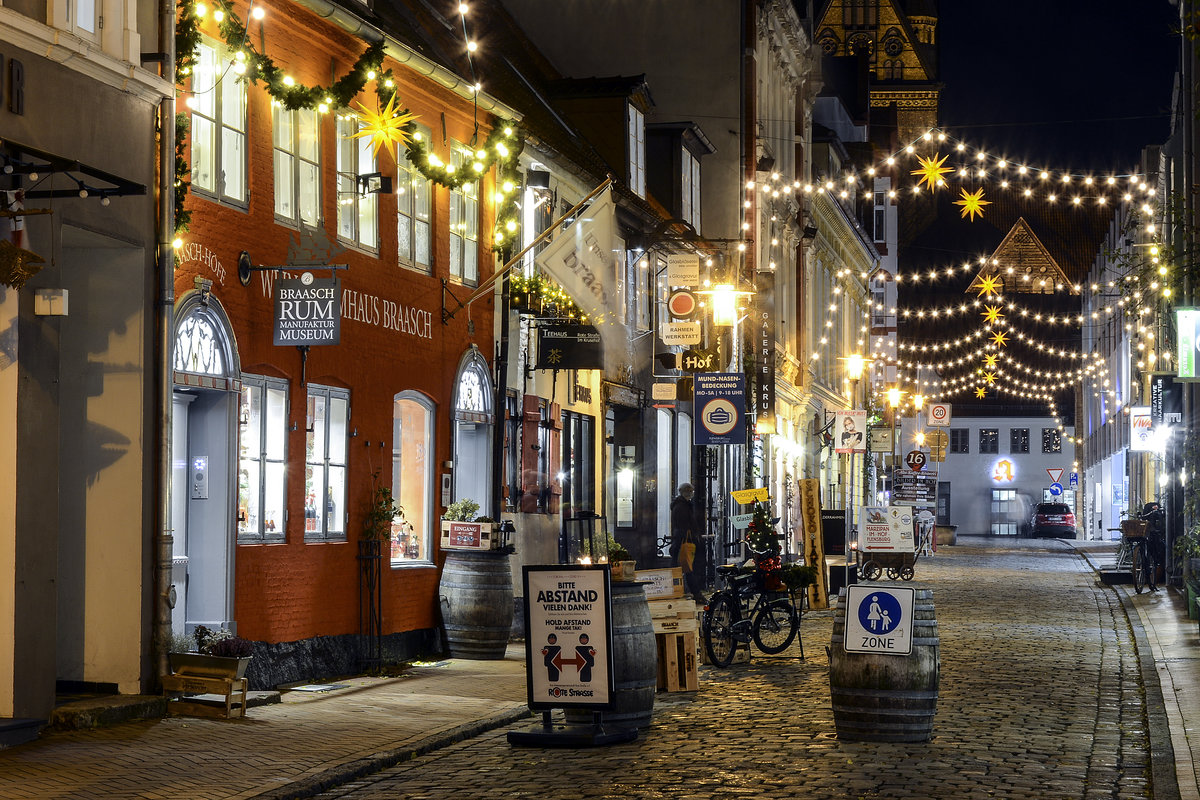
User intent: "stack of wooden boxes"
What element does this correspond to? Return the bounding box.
[636,568,699,692]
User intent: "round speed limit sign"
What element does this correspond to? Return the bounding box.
[929,403,950,424]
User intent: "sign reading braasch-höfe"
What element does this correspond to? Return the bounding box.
[274,276,341,345]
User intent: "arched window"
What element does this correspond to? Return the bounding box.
[173,293,238,390]
[453,349,495,512]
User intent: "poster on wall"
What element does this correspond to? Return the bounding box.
[1129,406,1154,452]
[834,410,867,454]
[521,565,614,713]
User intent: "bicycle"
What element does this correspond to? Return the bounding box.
[1121,518,1158,594]
[702,563,800,667]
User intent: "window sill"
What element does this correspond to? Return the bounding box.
[390,560,436,569]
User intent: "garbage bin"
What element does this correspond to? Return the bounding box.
[828,564,858,596]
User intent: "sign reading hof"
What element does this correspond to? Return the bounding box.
[273,275,341,345]
[521,565,614,712]
[536,323,603,370]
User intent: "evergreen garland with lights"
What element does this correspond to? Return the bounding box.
[172,0,524,248]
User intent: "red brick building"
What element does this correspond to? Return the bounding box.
[171,0,516,683]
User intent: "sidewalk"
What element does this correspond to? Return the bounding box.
[0,648,531,799]
[1071,539,1200,800]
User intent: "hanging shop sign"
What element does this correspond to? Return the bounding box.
[521,565,614,712]
[661,321,702,346]
[1129,406,1155,452]
[731,486,770,504]
[1176,308,1200,380]
[869,426,893,453]
[757,271,775,431]
[892,470,937,507]
[667,288,699,319]
[666,253,700,286]
[1150,373,1182,427]
[694,372,745,446]
[536,323,603,370]
[273,275,341,345]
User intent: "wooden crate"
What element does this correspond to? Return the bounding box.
[636,567,684,599]
[648,598,697,633]
[656,632,699,692]
[162,673,248,719]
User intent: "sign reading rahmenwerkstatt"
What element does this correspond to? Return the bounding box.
[522,565,614,712]
[273,276,341,345]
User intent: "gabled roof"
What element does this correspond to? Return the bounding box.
[967,218,1077,295]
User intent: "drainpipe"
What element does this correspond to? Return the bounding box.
[153,0,177,687]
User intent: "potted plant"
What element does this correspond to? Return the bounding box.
[606,534,636,581]
[168,625,254,680]
[441,498,503,550]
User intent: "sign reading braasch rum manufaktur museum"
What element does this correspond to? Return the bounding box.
[274,276,341,345]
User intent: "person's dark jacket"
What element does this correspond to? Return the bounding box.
[670,495,694,558]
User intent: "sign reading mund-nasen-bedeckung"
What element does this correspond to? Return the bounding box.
[693,372,745,446]
[273,276,341,345]
[522,565,614,712]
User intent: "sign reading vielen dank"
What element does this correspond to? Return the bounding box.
[274,276,341,345]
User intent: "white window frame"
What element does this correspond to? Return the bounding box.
[336,115,379,251]
[273,104,320,227]
[397,125,433,273]
[190,38,247,205]
[392,391,436,565]
[304,385,350,543]
[449,144,480,285]
[628,104,646,197]
[71,0,99,38]
[238,375,288,544]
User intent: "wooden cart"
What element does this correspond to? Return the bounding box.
[857,548,917,581]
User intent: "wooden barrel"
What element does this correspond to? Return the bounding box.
[439,550,514,659]
[566,580,657,729]
[829,586,939,742]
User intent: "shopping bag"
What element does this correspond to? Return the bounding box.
[678,538,696,573]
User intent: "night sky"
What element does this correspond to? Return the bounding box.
[938,0,1180,173]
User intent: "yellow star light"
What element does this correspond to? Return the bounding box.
[975,387,987,398]
[982,305,1004,324]
[983,372,997,384]
[910,153,953,191]
[976,275,1001,297]
[955,187,991,221]
[352,95,418,161]
[983,354,998,368]
[990,330,1008,347]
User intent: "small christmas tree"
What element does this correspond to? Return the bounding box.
[744,502,783,587]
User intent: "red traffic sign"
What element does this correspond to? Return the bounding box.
[667,289,698,319]
[905,450,928,471]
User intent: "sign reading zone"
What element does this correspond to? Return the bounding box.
[844,585,916,655]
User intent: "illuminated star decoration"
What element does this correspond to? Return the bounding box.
[976,275,1001,298]
[352,95,418,161]
[990,330,1009,347]
[954,187,991,221]
[975,387,987,398]
[983,354,998,369]
[983,372,997,385]
[910,153,953,191]
[982,305,1004,324]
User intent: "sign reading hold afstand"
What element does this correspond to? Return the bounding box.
[522,565,613,712]
[274,275,341,345]
[844,585,916,655]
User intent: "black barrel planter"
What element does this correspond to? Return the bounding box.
[829,586,939,742]
[566,579,657,729]
[439,550,514,659]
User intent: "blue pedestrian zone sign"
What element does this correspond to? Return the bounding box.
[844,585,916,655]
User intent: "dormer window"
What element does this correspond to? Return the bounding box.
[627,104,645,198]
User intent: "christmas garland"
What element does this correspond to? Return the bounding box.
[172,0,522,251]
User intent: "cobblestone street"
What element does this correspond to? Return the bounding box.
[313,538,1159,800]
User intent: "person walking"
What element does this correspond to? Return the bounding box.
[670,483,706,603]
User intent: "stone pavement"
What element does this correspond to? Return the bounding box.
[0,536,1196,799]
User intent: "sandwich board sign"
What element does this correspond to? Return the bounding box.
[843,585,916,655]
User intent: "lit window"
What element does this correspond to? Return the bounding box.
[449,145,479,285]
[174,313,225,375]
[392,392,435,563]
[397,124,432,272]
[979,428,998,454]
[191,39,247,205]
[628,104,645,197]
[336,116,378,249]
[274,105,320,226]
[238,376,288,543]
[305,386,349,542]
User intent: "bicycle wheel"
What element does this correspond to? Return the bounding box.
[703,593,738,667]
[1132,544,1146,593]
[861,561,881,581]
[752,598,798,654]
[1144,549,1158,592]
